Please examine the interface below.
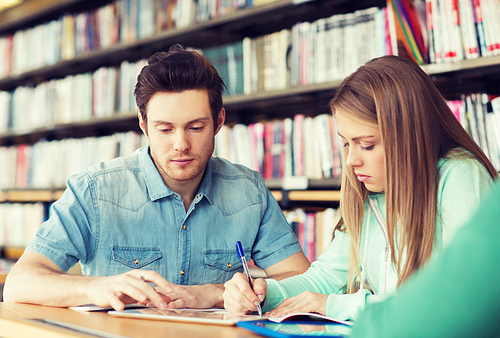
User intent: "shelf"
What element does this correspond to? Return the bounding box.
[3,54,500,146]
[421,55,500,76]
[0,79,341,145]
[0,0,86,33]
[0,0,386,92]
[0,189,64,203]
[0,179,341,203]
[271,190,340,203]
[1,246,25,260]
[0,272,6,284]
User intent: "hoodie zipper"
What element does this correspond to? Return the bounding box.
[368,198,389,295]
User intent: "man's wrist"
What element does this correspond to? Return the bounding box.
[207,283,225,308]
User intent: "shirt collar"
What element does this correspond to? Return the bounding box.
[140,146,174,201]
[198,157,214,205]
[140,146,214,203]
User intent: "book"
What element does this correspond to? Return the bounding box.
[267,312,353,326]
[458,0,480,59]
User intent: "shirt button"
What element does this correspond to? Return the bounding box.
[133,259,139,265]
[182,224,187,230]
[180,270,185,275]
[196,194,201,199]
[227,263,232,268]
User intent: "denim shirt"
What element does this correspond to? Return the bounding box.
[27,146,302,285]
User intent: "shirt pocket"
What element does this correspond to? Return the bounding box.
[202,249,246,284]
[108,246,162,275]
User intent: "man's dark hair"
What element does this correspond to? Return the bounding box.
[134,45,226,130]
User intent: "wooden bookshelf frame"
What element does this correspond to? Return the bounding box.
[0,189,64,203]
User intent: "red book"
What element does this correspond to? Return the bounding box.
[263,121,274,179]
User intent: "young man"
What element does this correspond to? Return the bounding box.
[3,45,310,311]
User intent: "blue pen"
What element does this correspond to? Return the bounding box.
[236,241,262,317]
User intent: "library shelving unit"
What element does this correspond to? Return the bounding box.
[1,0,500,277]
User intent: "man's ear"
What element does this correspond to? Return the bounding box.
[138,112,147,135]
[214,108,226,135]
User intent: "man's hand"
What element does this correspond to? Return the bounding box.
[223,272,267,315]
[3,251,175,311]
[86,269,174,311]
[144,284,225,309]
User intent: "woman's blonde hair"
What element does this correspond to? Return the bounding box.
[330,55,497,292]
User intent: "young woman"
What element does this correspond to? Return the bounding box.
[222,55,498,321]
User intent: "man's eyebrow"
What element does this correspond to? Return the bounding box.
[150,117,211,124]
[337,133,376,141]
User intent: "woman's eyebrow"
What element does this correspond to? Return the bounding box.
[337,133,376,141]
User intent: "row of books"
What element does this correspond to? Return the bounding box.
[1,112,341,191]
[0,0,276,79]
[284,208,341,262]
[426,0,500,63]
[215,114,343,180]
[447,94,500,170]
[203,6,393,95]
[4,91,498,191]
[1,5,392,134]
[0,59,147,133]
[0,131,147,190]
[0,202,45,248]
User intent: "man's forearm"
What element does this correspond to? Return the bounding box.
[4,264,93,307]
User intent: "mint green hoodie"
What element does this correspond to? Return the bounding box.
[262,154,494,321]
[352,181,500,337]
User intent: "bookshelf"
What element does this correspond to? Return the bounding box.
[1,0,500,275]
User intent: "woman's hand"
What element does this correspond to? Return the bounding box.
[223,272,267,314]
[265,291,328,317]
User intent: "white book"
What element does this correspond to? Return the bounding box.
[330,14,345,79]
[458,0,480,59]
[430,0,444,62]
[0,91,10,133]
[243,37,252,95]
[314,18,327,84]
[292,114,304,177]
[484,111,500,170]
[138,0,155,39]
[489,96,500,161]
[233,124,253,170]
[120,60,131,112]
[105,67,118,115]
[249,122,265,174]
[303,116,314,178]
[290,23,300,87]
[459,95,469,132]
[278,29,291,90]
[450,0,465,60]
[485,0,500,55]
[315,114,334,178]
[479,0,497,56]
[441,0,456,62]
[476,93,490,157]
[215,124,230,161]
[283,118,293,177]
[465,94,480,146]
[322,208,341,256]
[343,13,358,75]
[298,21,311,86]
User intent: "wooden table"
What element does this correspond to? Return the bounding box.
[0,302,264,338]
